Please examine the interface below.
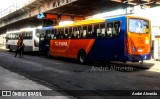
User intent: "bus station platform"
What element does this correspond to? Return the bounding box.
[0,66,71,99]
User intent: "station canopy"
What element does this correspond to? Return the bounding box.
[46,0,160,16]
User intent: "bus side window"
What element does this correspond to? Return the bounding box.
[96,24,101,37]
[47,30,50,39]
[106,22,113,37]
[100,23,105,37]
[87,25,92,38]
[46,30,49,39]
[44,30,47,40]
[93,24,98,38]
[78,26,82,38]
[12,33,15,39]
[54,29,57,39]
[7,34,10,39]
[113,21,121,37]
[83,25,87,38]
[40,32,45,40]
[64,28,69,39]
[60,28,65,39]
[10,34,12,39]
[57,29,61,39]
[29,32,32,39]
[51,29,54,39]
[15,33,19,39]
[68,27,72,38]
[72,27,77,38]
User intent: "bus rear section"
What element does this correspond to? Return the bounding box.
[6,27,39,52]
[126,17,151,62]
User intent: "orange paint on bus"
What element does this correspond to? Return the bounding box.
[50,39,95,58]
[127,34,151,55]
[127,16,151,55]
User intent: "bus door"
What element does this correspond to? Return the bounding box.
[39,29,51,55]
[127,18,151,57]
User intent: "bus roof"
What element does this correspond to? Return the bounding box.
[54,15,149,29]
[6,30,20,34]
[41,26,54,30]
[55,18,105,28]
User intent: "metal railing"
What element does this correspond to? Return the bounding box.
[0,0,37,19]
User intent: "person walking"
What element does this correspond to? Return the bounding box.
[15,36,23,57]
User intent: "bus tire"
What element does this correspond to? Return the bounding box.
[78,50,86,64]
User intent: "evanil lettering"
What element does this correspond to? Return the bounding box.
[55,42,68,46]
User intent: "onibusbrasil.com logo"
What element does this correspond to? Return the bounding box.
[1,91,42,96]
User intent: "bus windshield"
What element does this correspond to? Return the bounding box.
[128,18,149,34]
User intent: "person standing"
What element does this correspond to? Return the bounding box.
[15,36,23,57]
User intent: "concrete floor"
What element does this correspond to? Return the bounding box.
[0,47,160,99]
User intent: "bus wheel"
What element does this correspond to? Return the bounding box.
[78,50,86,64]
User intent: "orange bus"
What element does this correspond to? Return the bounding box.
[39,15,151,64]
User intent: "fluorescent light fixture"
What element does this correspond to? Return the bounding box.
[59,21,74,26]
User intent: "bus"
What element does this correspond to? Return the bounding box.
[6,27,40,52]
[39,15,151,63]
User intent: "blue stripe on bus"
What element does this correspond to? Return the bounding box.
[87,16,127,61]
